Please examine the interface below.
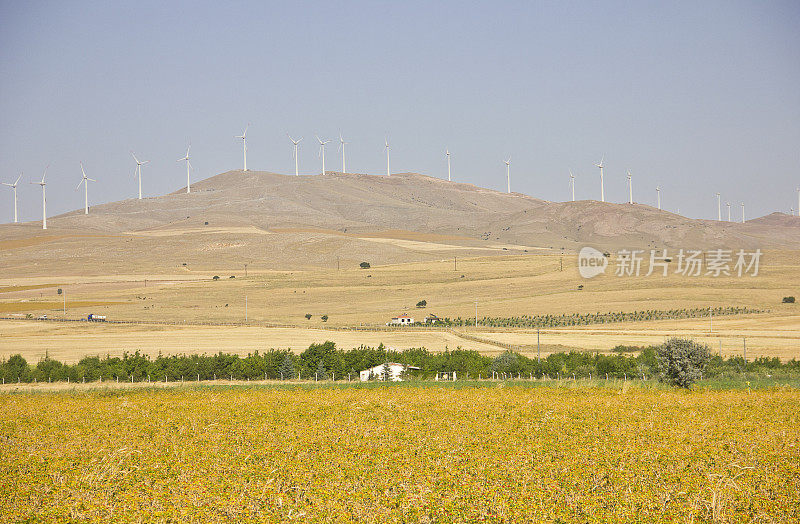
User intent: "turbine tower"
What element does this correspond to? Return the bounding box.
[76,162,96,214]
[2,173,22,223]
[317,136,331,175]
[504,158,511,193]
[235,125,249,171]
[726,202,731,221]
[288,134,302,176]
[656,186,661,210]
[716,192,721,221]
[595,156,605,202]
[626,170,633,204]
[796,187,799,216]
[569,170,575,201]
[446,149,451,181]
[338,134,347,173]
[131,151,149,199]
[30,166,48,230]
[178,144,192,193]
[741,202,745,223]
[385,137,390,176]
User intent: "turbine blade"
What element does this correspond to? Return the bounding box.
[131,151,140,163]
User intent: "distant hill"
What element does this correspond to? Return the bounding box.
[1,170,798,275]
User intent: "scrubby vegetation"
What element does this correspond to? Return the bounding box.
[1,341,797,384]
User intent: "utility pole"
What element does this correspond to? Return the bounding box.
[244,263,248,277]
[337,256,340,271]
[537,328,540,363]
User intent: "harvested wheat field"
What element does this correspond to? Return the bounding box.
[1,384,798,522]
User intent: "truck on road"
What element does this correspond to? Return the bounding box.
[87,314,107,322]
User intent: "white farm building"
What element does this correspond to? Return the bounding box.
[359,363,420,382]
[387,314,414,325]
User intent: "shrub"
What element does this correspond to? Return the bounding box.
[360,262,370,269]
[212,276,220,280]
[305,314,312,320]
[783,296,795,303]
[57,288,62,295]
[278,354,294,380]
[416,300,427,308]
[229,276,235,279]
[656,338,711,388]
[321,315,328,322]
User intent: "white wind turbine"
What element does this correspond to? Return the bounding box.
[446,149,451,182]
[384,137,391,176]
[726,201,731,221]
[504,158,511,193]
[288,134,302,176]
[796,187,799,216]
[626,170,633,204]
[2,173,22,223]
[178,144,192,193]
[76,162,96,214]
[30,166,48,230]
[235,125,249,171]
[131,151,149,199]
[317,136,331,175]
[716,192,721,221]
[595,156,605,202]
[338,134,347,173]
[656,186,661,210]
[569,170,575,201]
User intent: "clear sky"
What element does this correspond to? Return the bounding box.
[1,1,799,223]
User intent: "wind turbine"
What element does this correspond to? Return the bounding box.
[235,125,249,171]
[338,134,347,173]
[656,186,661,210]
[2,173,22,223]
[288,134,302,176]
[76,162,96,214]
[626,170,633,204]
[504,158,511,193]
[726,202,731,221]
[568,170,575,201]
[384,137,390,176]
[317,136,331,175]
[595,156,605,202]
[796,187,799,216]
[716,193,721,221]
[741,202,745,223]
[446,149,451,182]
[30,166,48,230]
[130,151,149,199]
[178,144,192,193]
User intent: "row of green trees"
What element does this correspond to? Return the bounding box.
[1,341,797,383]
[428,306,762,328]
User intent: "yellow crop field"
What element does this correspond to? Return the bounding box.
[2,385,798,522]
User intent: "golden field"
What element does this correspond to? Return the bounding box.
[1,384,798,522]
[1,251,799,363]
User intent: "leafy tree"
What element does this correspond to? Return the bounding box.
[315,359,329,380]
[416,300,427,308]
[656,338,711,388]
[305,314,312,320]
[360,262,370,269]
[783,296,795,303]
[321,315,328,322]
[212,276,220,280]
[381,361,392,382]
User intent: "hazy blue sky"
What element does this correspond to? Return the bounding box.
[1,1,799,223]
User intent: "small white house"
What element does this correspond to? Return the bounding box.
[387,314,414,325]
[359,363,420,382]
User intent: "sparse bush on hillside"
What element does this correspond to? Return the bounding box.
[305,314,312,320]
[321,315,328,322]
[212,276,220,280]
[57,288,62,295]
[360,262,370,269]
[656,338,711,388]
[416,300,427,308]
[783,296,795,303]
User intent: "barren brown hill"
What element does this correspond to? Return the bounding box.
[1,170,798,275]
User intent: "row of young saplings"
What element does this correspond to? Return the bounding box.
[422,306,763,328]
